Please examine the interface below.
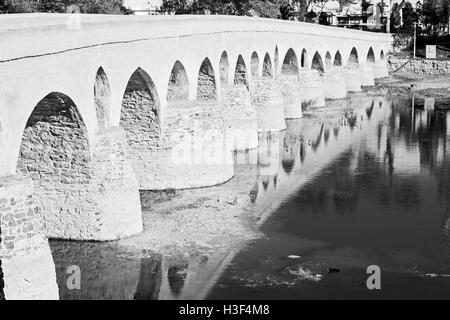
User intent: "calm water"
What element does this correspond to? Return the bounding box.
[50,93,450,299]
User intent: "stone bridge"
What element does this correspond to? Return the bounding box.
[0,14,391,299]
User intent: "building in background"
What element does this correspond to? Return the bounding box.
[306,0,390,31]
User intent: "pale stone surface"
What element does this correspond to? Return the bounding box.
[388,56,450,75]
[344,66,362,92]
[3,245,58,300]
[250,78,287,132]
[373,61,389,78]
[299,69,326,108]
[221,84,259,150]
[278,75,303,119]
[18,109,143,240]
[0,174,59,300]
[322,67,347,100]
[132,100,235,190]
[359,64,375,86]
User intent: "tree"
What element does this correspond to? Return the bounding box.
[160,0,290,18]
[420,0,450,33]
[1,0,131,14]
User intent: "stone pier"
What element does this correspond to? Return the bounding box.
[0,175,58,300]
[322,68,347,100]
[250,78,287,132]
[221,84,259,150]
[359,64,375,86]
[134,101,235,190]
[299,69,326,108]
[278,75,303,119]
[344,66,362,92]
[373,60,389,79]
[18,126,143,241]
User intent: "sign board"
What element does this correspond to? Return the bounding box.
[426,45,437,59]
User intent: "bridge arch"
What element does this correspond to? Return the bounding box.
[325,51,332,69]
[120,67,161,150]
[311,51,325,75]
[274,46,279,75]
[94,67,111,129]
[219,51,230,86]
[167,60,189,102]
[380,49,385,61]
[197,58,217,101]
[262,52,273,77]
[301,49,308,68]
[251,52,260,77]
[334,51,342,66]
[16,91,93,236]
[234,54,249,89]
[281,48,299,75]
[367,47,375,64]
[348,47,359,66]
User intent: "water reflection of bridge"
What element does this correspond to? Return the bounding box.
[47,93,450,300]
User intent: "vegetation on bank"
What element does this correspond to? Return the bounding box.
[0,0,133,14]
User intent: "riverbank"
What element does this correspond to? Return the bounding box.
[375,73,450,100]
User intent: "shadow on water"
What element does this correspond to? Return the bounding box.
[207,94,450,299]
[50,93,450,299]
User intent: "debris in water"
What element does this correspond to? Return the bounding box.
[287,255,301,259]
[289,266,323,282]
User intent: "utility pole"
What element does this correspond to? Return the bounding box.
[386,0,391,33]
[413,21,417,58]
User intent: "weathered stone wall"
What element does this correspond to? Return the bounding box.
[343,66,362,92]
[197,63,216,101]
[388,55,450,74]
[121,73,160,149]
[167,62,189,101]
[17,93,142,240]
[299,69,326,108]
[0,175,59,299]
[322,67,347,100]
[127,99,235,190]
[234,58,249,88]
[17,93,93,238]
[281,50,298,75]
[121,71,161,190]
[262,55,273,77]
[278,75,303,119]
[0,175,47,257]
[220,84,258,150]
[251,78,286,131]
[311,56,324,75]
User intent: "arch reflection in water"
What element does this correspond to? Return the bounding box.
[51,242,162,300]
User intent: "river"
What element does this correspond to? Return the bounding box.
[50,93,450,299]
